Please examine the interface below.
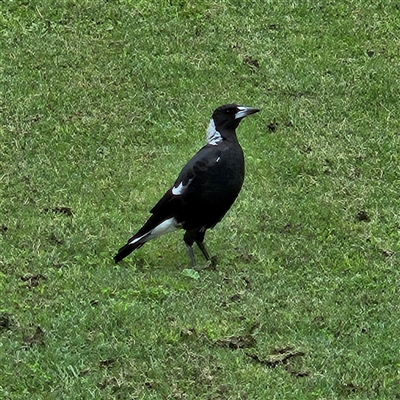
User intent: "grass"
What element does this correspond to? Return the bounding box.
[1,0,400,398]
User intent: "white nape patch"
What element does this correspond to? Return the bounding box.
[216,156,221,163]
[128,217,181,245]
[206,118,222,145]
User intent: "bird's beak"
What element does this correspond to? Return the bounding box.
[235,106,261,120]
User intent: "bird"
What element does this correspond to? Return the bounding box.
[114,103,260,267]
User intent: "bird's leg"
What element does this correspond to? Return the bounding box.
[196,240,217,269]
[184,230,214,269]
[184,230,198,268]
[193,231,212,263]
[195,240,210,261]
[185,244,196,268]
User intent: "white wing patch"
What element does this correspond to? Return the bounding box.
[206,118,222,145]
[129,217,181,245]
[172,178,193,196]
[172,182,184,195]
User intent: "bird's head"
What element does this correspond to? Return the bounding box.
[212,104,260,132]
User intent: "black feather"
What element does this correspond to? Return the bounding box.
[114,104,260,266]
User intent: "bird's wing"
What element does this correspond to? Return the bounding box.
[150,145,220,216]
[114,146,221,263]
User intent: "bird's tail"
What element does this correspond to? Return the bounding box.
[113,231,150,263]
[114,214,163,263]
[113,215,180,263]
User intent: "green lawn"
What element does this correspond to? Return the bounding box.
[1,1,399,398]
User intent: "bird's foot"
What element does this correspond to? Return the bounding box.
[193,255,217,271]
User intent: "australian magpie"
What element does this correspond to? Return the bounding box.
[114,104,260,266]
